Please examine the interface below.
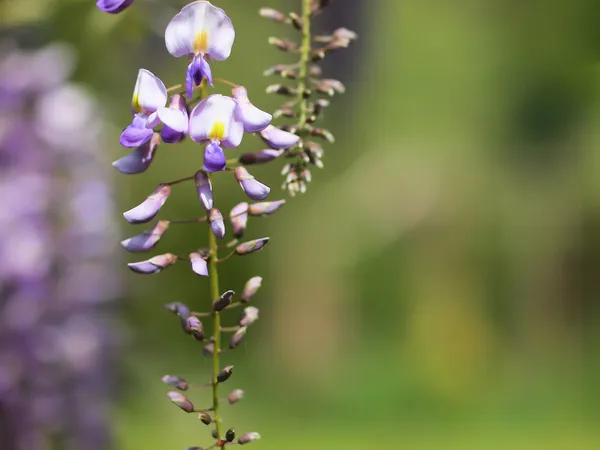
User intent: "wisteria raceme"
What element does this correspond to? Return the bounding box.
[0,43,120,450]
[102,0,353,448]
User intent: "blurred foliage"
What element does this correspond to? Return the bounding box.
[2,0,600,448]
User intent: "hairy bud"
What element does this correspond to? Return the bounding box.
[229,327,247,349]
[241,277,262,302]
[230,202,249,238]
[198,412,213,425]
[213,290,235,312]
[168,391,195,413]
[227,389,244,405]
[239,307,259,327]
[162,375,190,391]
[217,365,234,383]
[123,184,171,224]
[128,253,177,274]
[235,238,270,256]
[238,432,261,445]
[226,429,236,442]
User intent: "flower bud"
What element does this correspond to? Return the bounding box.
[217,365,234,383]
[230,202,249,238]
[267,37,298,52]
[212,429,219,439]
[239,307,259,327]
[227,389,244,405]
[333,27,358,41]
[198,412,212,425]
[311,50,326,62]
[189,252,208,276]
[241,277,262,302]
[121,220,169,253]
[263,64,290,76]
[229,327,247,349]
[259,7,288,23]
[194,170,213,210]
[212,290,234,312]
[239,149,283,165]
[113,132,159,174]
[186,447,204,450]
[97,0,134,14]
[203,343,215,357]
[238,432,261,445]
[259,125,300,150]
[168,391,194,413]
[234,167,270,201]
[266,84,297,96]
[248,200,286,216]
[123,184,171,224]
[226,429,236,443]
[186,316,205,341]
[289,12,303,30]
[164,302,190,318]
[162,375,189,391]
[235,238,270,256]
[128,253,177,274]
[309,127,335,143]
[209,208,225,239]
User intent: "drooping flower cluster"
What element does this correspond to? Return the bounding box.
[0,43,120,450]
[260,1,357,195]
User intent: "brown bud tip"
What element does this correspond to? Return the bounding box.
[227,389,245,405]
[229,327,247,349]
[238,432,261,445]
[235,238,270,256]
[186,316,205,341]
[198,411,212,425]
[226,429,236,443]
[212,290,235,312]
[161,375,189,391]
[217,365,234,383]
[167,391,194,413]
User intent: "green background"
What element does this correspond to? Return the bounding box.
[2,0,600,448]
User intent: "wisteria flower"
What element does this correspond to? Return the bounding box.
[96,0,134,14]
[158,94,189,144]
[165,1,235,98]
[232,86,272,133]
[120,69,167,148]
[189,94,243,172]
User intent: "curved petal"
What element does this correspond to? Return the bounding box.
[158,107,188,133]
[203,141,226,172]
[189,94,236,142]
[123,184,171,224]
[160,125,185,144]
[96,0,133,14]
[235,102,272,133]
[190,252,209,276]
[259,125,300,150]
[113,133,159,174]
[133,69,167,113]
[222,118,243,148]
[165,1,234,60]
[120,115,153,148]
[194,170,213,210]
[121,220,169,253]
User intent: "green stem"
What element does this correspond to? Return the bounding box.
[207,173,223,440]
[297,0,312,130]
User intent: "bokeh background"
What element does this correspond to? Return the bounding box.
[2,0,600,448]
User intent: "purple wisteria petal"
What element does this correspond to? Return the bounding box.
[189,94,237,143]
[230,202,248,238]
[128,253,177,274]
[120,115,153,148]
[96,0,133,14]
[234,167,270,201]
[239,149,283,165]
[235,238,270,256]
[160,125,185,143]
[185,56,212,99]
[259,125,300,150]
[113,132,159,174]
[194,170,213,210]
[131,69,167,114]
[121,220,169,253]
[232,86,272,133]
[189,252,209,276]
[165,1,235,60]
[222,118,244,149]
[123,184,171,224]
[209,208,225,239]
[248,200,286,216]
[203,141,226,172]
[157,107,188,133]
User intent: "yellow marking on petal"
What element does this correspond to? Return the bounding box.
[132,93,142,113]
[209,121,226,141]
[194,31,209,54]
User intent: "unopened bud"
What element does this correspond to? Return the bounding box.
[113,132,160,174]
[239,149,283,165]
[241,277,262,302]
[186,316,205,341]
[234,167,270,201]
[217,365,234,383]
[239,307,259,327]
[266,84,297,96]
[235,238,270,256]
[213,290,234,312]
[238,432,261,445]
[212,429,219,439]
[227,389,244,405]
[186,447,204,450]
[123,184,171,224]
[229,327,247,349]
[128,253,177,274]
[267,37,298,52]
[198,411,212,425]
[230,202,249,238]
[333,27,358,41]
[248,200,286,216]
[226,429,236,442]
[168,391,194,413]
[209,208,225,239]
[121,220,169,253]
[194,170,213,210]
[189,252,209,276]
[162,375,189,391]
[311,50,326,62]
[289,12,303,30]
[259,7,288,23]
[280,69,299,80]
[309,127,335,143]
[203,343,215,357]
[263,64,290,76]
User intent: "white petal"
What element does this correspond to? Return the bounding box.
[133,69,167,113]
[235,103,272,133]
[189,94,236,142]
[157,107,189,132]
[165,1,234,60]
[222,119,244,148]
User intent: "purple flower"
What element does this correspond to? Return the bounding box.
[128,253,178,274]
[239,149,283,165]
[230,202,248,238]
[248,200,286,216]
[96,0,134,14]
[232,86,272,133]
[123,184,171,224]
[120,70,167,148]
[209,208,225,239]
[158,94,189,144]
[234,167,270,201]
[120,220,169,253]
[189,94,243,172]
[194,170,213,210]
[113,132,160,174]
[189,252,208,276]
[259,125,300,150]
[165,1,235,98]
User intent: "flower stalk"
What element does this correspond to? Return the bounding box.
[297,0,312,130]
